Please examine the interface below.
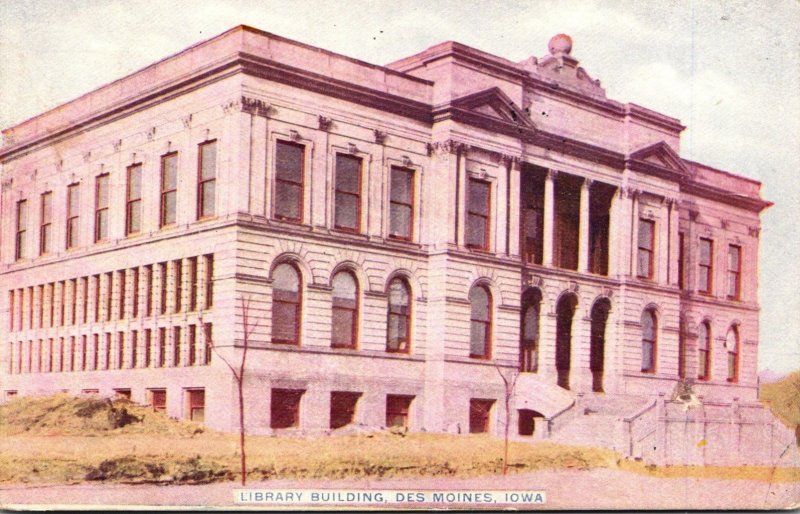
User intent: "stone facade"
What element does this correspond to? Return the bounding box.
[0,27,781,460]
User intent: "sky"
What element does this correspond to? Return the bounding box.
[1,0,798,374]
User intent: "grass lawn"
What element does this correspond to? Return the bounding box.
[0,394,797,485]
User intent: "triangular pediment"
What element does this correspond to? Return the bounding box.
[629,141,690,177]
[450,87,536,129]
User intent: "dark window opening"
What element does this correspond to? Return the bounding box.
[556,293,578,389]
[386,394,413,429]
[331,271,358,348]
[198,141,217,219]
[95,174,110,242]
[641,310,657,373]
[590,298,611,392]
[588,183,614,275]
[389,167,414,240]
[330,391,361,429]
[518,409,543,436]
[469,398,495,434]
[186,389,205,422]
[520,288,542,372]
[698,321,711,381]
[274,141,304,222]
[637,219,655,279]
[334,154,362,232]
[520,166,545,265]
[554,174,581,270]
[160,153,178,227]
[727,245,741,300]
[466,178,490,250]
[149,389,166,412]
[272,263,301,345]
[271,389,304,429]
[698,238,713,294]
[469,285,491,359]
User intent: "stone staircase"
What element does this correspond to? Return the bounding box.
[547,393,651,450]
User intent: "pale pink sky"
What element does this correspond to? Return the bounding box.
[1,0,797,373]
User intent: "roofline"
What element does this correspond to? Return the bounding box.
[2,25,432,136]
[682,158,764,187]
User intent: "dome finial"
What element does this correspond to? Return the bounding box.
[548,34,572,56]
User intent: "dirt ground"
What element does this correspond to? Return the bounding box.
[2,467,798,510]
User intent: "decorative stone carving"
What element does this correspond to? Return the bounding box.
[568,281,579,293]
[318,115,333,131]
[501,154,521,168]
[181,114,193,129]
[401,155,413,168]
[720,220,729,230]
[373,129,387,145]
[82,151,91,162]
[289,130,302,143]
[347,143,358,155]
[688,210,700,222]
[601,287,614,298]
[241,96,270,117]
[113,139,122,152]
[1,177,13,192]
[430,140,467,155]
[545,169,559,181]
[525,275,544,288]
[221,98,240,115]
[748,226,760,238]
[146,127,156,142]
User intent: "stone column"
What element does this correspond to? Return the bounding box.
[668,198,680,286]
[607,188,620,278]
[542,170,556,267]
[455,149,468,247]
[629,190,640,277]
[506,157,521,259]
[578,178,591,273]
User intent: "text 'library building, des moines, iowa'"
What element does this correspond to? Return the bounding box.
[0,26,788,465]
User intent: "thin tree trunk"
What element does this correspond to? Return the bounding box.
[503,394,510,475]
[238,377,246,485]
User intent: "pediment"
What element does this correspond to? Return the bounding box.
[629,141,690,177]
[450,87,536,129]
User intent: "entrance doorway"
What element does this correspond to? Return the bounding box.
[555,293,578,389]
[589,298,611,392]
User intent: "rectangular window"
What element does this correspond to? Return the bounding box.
[37,285,44,329]
[8,290,14,332]
[466,178,491,250]
[26,340,32,373]
[92,334,99,371]
[144,265,153,316]
[81,277,89,324]
[114,389,132,400]
[160,153,178,227]
[149,389,167,413]
[144,329,152,368]
[186,389,205,422]
[57,281,64,327]
[69,336,76,372]
[116,332,124,369]
[104,332,111,370]
[198,141,217,219]
[274,141,304,222]
[520,171,545,265]
[637,219,655,279]
[80,335,87,371]
[39,192,53,255]
[188,325,197,366]
[159,262,168,315]
[334,154,361,231]
[678,232,686,290]
[36,339,42,373]
[157,328,166,367]
[66,183,80,249]
[270,389,304,429]
[8,342,13,374]
[389,167,414,240]
[18,288,24,331]
[173,326,181,367]
[93,274,101,322]
[27,286,34,330]
[105,272,113,322]
[15,200,27,260]
[188,257,198,312]
[118,271,126,320]
[58,338,64,373]
[469,398,494,434]
[94,174,110,242]
[727,245,741,300]
[330,391,361,429]
[204,255,214,309]
[386,394,413,429]
[203,323,213,365]
[174,260,183,313]
[126,164,143,235]
[69,279,77,325]
[47,338,53,372]
[131,268,139,318]
[698,238,713,294]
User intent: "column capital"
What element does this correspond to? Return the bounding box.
[582,177,593,189]
[545,168,559,181]
[501,154,522,169]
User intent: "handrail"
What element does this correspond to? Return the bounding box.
[623,398,657,423]
[545,399,576,424]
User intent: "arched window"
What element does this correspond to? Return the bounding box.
[331,271,358,349]
[386,277,411,353]
[726,326,739,382]
[698,321,711,381]
[271,263,301,345]
[520,289,541,372]
[641,309,657,373]
[469,285,492,359]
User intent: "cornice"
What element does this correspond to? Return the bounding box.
[533,130,625,169]
[525,75,626,117]
[1,51,435,163]
[680,180,772,213]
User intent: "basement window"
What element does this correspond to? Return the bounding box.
[469,398,495,434]
[271,389,304,429]
[330,391,361,429]
[185,388,205,423]
[386,394,414,429]
[149,388,167,412]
